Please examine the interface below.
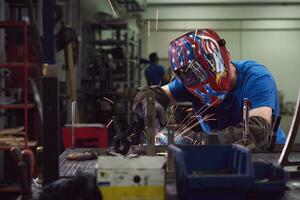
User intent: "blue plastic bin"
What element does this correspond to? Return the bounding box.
[247,161,288,199]
[170,144,254,200]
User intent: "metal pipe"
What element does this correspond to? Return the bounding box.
[71,101,76,147]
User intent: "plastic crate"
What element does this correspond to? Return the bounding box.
[247,161,288,199]
[169,144,254,200]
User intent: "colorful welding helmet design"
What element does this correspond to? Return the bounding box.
[168,29,232,106]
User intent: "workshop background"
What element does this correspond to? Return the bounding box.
[1,0,298,135]
[0,0,300,199]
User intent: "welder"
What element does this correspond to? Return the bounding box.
[133,29,286,148]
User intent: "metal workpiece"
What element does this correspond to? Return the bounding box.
[167,127,175,178]
[71,101,76,148]
[145,97,156,156]
[243,98,250,142]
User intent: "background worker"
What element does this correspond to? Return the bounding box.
[134,29,286,149]
[144,52,166,86]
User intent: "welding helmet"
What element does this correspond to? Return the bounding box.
[168,29,231,106]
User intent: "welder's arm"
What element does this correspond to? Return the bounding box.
[161,85,178,105]
[249,106,272,125]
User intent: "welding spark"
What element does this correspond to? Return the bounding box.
[166,104,178,127]
[193,29,198,41]
[103,97,114,104]
[106,119,113,128]
[186,108,194,112]
[175,113,216,140]
[183,136,194,142]
[107,0,116,16]
[175,99,220,135]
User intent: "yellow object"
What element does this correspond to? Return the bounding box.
[99,186,165,200]
[97,156,166,200]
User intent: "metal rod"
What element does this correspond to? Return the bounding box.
[145,97,156,156]
[243,98,250,142]
[71,101,76,147]
[107,0,116,16]
[155,9,159,31]
[147,20,150,37]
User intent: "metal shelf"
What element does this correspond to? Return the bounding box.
[90,40,126,46]
[90,39,139,46]
[0,184,21,193]
[0,62,36,68]
[0,20,32,149]
[0,140,37,150]
[89,21,128,30]
[0,20,29,28]
[0,103,35,110]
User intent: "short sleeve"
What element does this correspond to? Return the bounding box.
[245,74,277,111]
[167,78,193,102]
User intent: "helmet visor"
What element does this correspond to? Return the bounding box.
[175,59,208,87]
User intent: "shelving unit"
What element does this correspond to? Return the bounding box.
[0,21,33,149]
[81,20,141,126]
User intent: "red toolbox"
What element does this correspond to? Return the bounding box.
[62,124,108,148]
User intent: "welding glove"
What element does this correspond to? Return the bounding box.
[206,116,270,149]
[133,86,170,127]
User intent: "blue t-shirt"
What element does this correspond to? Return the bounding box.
[168,60,286,144]
[145,63,165,86]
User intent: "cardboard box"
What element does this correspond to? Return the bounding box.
[96,156,166,200]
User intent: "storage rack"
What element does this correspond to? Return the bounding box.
[81,20,141,126]
[0,21,34,149]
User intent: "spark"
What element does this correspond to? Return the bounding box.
[175,120,200,140]
[193,29,198,41]
[175,99,220,134]
[103,97,114,104]
[166,104,178,127]
[183,136,194,142]
[106,119,114,128]
[107,0,116,16]
[175,113,216,140]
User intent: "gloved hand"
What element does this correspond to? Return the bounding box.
[215,116,270,149]
[132,86,170,127]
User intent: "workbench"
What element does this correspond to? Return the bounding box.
[59,148,300,200]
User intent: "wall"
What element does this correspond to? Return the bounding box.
[141,2,300,103]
